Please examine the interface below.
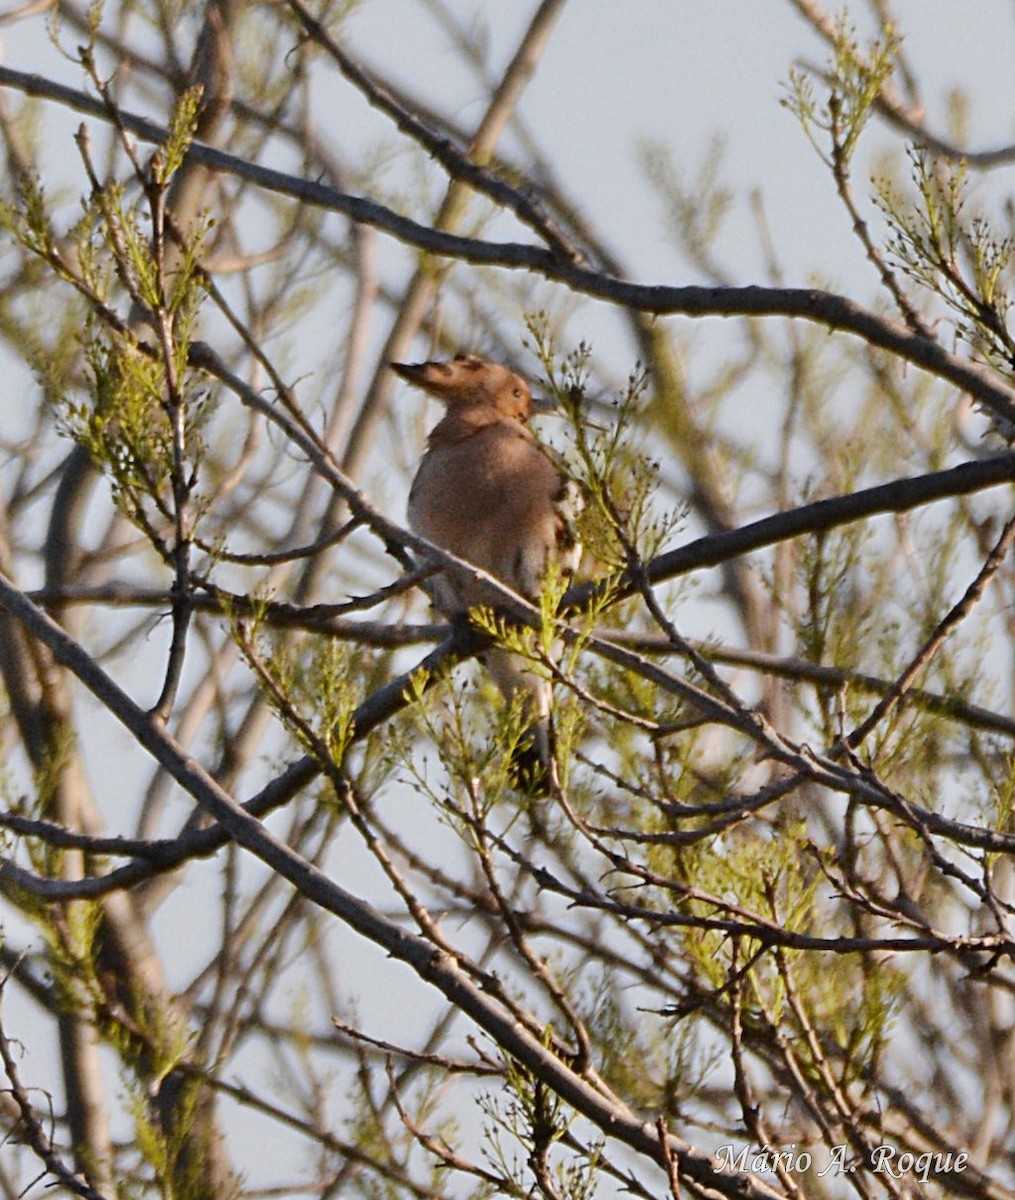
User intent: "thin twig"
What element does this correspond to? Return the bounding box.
[3,65,1015,424]
[846,510,1015,750]
[0,972,113,1200]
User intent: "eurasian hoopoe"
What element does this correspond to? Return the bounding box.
[392,354,580,789]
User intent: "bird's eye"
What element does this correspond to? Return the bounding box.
[513,387,523,398]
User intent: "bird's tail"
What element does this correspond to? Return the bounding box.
[484,646,553,793]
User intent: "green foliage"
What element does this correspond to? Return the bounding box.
[877,149,1015,369]
[480,1048,601,1200]
[155,85,205,185]
[242,624,361,768]
[76,163,210,325]
[637,811,902,1106]
[398,660,530,826]
[71,334,174,502]
[0,173,54,260]
[0,107,213,548]
[783,17,898,166]
[669,823,819,984]
[2,5,1013,1197]
[990,759,1015,839]
[525,315,682,572]
[127,1071,237,1200]
[757,945,901,1100]
[0,291,85,411]
[35,893,105,1026]
[579,964,719,1114]
[796,521,875,655]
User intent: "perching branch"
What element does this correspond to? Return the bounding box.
[0,572,785,1200]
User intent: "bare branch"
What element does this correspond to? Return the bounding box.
[3,65,1015,425]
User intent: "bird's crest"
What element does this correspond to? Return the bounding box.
[392,354,543,422]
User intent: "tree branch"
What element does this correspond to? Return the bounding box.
[0,973,113,1200]
[2,64,1015,427]
[0,571,785,1200]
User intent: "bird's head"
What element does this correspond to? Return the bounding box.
[392,354,553,422]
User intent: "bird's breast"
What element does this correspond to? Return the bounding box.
[407,423,566,604]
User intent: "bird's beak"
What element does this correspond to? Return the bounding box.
[391,361,423,382]
[530,394,560,415]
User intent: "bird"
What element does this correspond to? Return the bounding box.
[391,353,580,790]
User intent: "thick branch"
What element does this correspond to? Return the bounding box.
[568,451,1015,609]
[0,572,783,1200]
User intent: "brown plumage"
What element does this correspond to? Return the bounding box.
[392,354,579,788]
